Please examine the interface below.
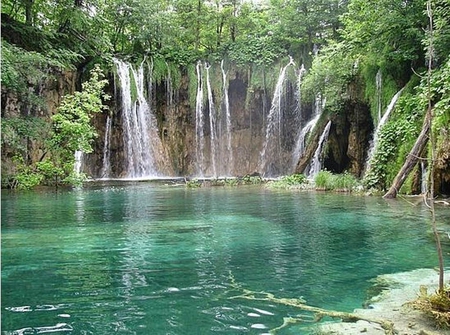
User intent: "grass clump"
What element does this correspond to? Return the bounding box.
[334,172,359,192]
[267,174,308,189]
[314,170,360,192]
[314,170,336,190]
[186,179,202,188]
[241,175,264,185]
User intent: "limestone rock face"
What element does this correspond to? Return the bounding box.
[1,70,77,178]
[0,63,378,182]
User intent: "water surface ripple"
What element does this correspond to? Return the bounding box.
[2,184,449,334]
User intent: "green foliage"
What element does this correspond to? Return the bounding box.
[341,0,425,66]
[1,116,50,154]
[314,170,336,190]
[11,156,44,190]
[302,42,356,111]
[241,175,264,185]
[186,179,202,188]
[0,61,107,189]
[314,171,360,192]
[1,40,67,109]
[267,174,308,189]
[413,286,450,329]
[334,172,359,191]
[430,58,450,132]
[227,36,286,66]
[51,64,110,156]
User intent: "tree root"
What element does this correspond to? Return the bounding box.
[229,288,396,334]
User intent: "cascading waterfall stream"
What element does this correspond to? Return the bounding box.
[205,63,218,177]
[292,91,325,171]
[421,161,428,194]
[308,120,332,178]
[376,70,383,121]
[221,60,233,176]
[195,62,205,176]
[100,115,112,178]
[260,56,295,176]
[290,64,309,170]
[74,151,83,175]
[365,88,404,173]
[114,58,163,178]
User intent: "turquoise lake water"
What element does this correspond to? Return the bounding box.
[2,182,449,334]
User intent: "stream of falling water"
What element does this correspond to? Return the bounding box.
[100,115,112,178]
[365,88,404,173]
[74,151,83,175]
[205,63,218,177]
[292,91,325,172]
[195,62,205,176]
[221,60,233,176]
[260,57,295,177]
[114,59,162,178]
[307,120,332,178]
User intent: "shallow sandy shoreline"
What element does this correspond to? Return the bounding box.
[318,268,449,335]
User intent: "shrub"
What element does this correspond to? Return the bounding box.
[314,170,336,190]
[412,286,450,329]
[267,174,307,189]
[186,179,201,188]
[334,172,358,191]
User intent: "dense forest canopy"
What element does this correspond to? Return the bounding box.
[1,0,449,191]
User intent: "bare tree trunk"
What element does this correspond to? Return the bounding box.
[425,0,444,293]
[383,107,431,199]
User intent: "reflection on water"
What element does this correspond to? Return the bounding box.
[2,185,449,334]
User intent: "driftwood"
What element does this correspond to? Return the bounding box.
[383,106,432,199]
[229,288,395,334]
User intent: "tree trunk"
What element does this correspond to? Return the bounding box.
[383,107,432,199]
[25,0,34,25]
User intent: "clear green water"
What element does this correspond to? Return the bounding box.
[2,183,449,334]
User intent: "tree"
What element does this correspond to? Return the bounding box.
[45,64,110,186]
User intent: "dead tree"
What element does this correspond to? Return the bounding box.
[383,106,432,199]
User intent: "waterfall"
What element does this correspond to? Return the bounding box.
[114,58,162,178]
[260,56,295,176]
[365,88,404,172]
[307,120,332,178]
[421,161,428,194]
[74,151,83,175]
[205,63,218,177]
[100,115,112,178]
[292,91,324,171]
[376,69,382,121]
[221,60,233,176]
[290,64,309,170]
[195,62,205,176]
